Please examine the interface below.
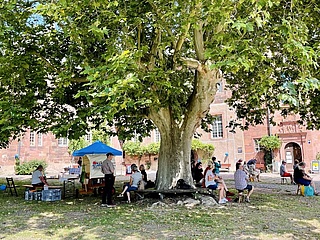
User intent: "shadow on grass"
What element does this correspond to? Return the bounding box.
[0,178,320,239]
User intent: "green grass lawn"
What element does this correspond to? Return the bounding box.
[0,179,320,240]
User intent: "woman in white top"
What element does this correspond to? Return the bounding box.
[204,162,227,204]
[31,165,48,187]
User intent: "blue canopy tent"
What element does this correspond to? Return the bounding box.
[72,140,122,156]
[72,141,122,179]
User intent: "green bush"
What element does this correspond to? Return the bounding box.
[15,160,48,175]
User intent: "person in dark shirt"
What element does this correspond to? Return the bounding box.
[139,164,148,182]
[193,162,204,186]
[294,162,318,195]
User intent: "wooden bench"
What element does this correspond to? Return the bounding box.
[22,185,63,191]
[135,188,215,200]
[220,164,231,172]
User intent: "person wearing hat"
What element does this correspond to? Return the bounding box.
[101,152,116,207]
[118,165,142,203]
[280,160,293,184]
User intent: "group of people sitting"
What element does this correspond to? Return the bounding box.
[280,160,318,195]
[192,157,259,204]
[118,164,155,203]
[193,157,256,204]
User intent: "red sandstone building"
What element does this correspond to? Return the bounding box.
[0,131,70,167]
[1,80,319,173]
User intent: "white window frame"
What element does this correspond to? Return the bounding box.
[254,138,262,152]
[154,129,161,143]
[211,115,223,138]
[58,138,68,147]
[30,131,36,147]
[216,82,223,92]
[85,133,92,143]
[37,133,43,146]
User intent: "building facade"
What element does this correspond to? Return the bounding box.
[2,81,320,174]
[0,130,70,167]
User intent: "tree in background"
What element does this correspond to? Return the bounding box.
[259,135,282,168]
[0,1,319,188]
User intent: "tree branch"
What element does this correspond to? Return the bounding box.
[148,28,161,70]
[181,57,201,69]
[194,21,205,61]
[146,0,175,46]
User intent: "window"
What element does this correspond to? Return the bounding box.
[37,133,43,146]
[154,129,161,143]
[212,115,223,138]
[85,133,92,143]
[216,82,223,92]
[58,138,68,146]
[30,132,36,146]
[254,139,262,152]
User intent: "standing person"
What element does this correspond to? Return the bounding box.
[247,159,261,182]
[234,162,254,203]
[101,153,116,207]
[212,157,221,176]
[293,159,299,170]
[32,165,48,187]
[280,160,293,184]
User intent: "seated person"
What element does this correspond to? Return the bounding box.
[247,159,261,182]
[294,162,318,195]
[32,165,48,187]
[139,164,148,184]
[204,162,228,204]
[280,160,293,184]
[118,165,142,203]
[193,162,204,186]
[234,162,254,202]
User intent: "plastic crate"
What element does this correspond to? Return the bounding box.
[41,189,61,201]
[69,168,81,175]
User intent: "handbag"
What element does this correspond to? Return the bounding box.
[301,185,314,197]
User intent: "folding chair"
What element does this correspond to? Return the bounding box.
[6,177,18,196]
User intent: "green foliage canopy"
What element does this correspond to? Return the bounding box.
[0,0,319,147]
[259,135,282,151]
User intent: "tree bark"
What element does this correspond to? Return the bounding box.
[149,64,222,189]
[155,125,194,189]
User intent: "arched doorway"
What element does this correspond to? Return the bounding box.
[284,142,302,168]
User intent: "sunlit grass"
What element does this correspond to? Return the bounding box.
[0,179,320,239]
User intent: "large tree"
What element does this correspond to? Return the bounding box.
[0,0,319,189]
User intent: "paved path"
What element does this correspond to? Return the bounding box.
[1,165,320,193]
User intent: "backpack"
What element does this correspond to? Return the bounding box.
[176,179,191,189]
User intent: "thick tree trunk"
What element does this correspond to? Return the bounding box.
[150,64,222,189]
[155,127,194,189]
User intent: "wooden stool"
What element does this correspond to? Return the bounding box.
[281,177,290,184]
[237,189,247,203]
[296,184,302,195]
